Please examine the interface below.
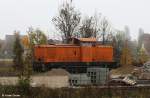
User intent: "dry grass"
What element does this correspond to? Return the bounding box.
[0,59,13,66]
[0,60,16,76]
[0,66,16,76]
[1,86,150,98]
[110,65,137,75]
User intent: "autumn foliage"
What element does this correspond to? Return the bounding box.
[21,35,30,49]
[120,40,133,66]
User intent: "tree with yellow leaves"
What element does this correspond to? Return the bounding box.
[138,44,149,64]
[120,40,133,66]
[21,35,30,49]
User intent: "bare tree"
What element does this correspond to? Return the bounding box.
[79,14,101,38]
[99,17,113,44]
[52,2,81,43]
[79,14,113,44]
[80,16,95,38]
[113,30,126,62]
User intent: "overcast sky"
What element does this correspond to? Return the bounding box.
[0,0,150,40]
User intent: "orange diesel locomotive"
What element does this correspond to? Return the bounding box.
[33,38,116,73]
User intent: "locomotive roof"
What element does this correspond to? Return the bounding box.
[35,44,112,48]
[78,38,97,42]
[35,44,80,47]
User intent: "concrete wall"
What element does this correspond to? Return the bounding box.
[69,74,91,86]
[87,67,109,84]
[0,76,69,88]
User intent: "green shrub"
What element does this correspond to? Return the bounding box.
[17,77,30,96]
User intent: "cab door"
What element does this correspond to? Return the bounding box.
[80,42,93,62]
